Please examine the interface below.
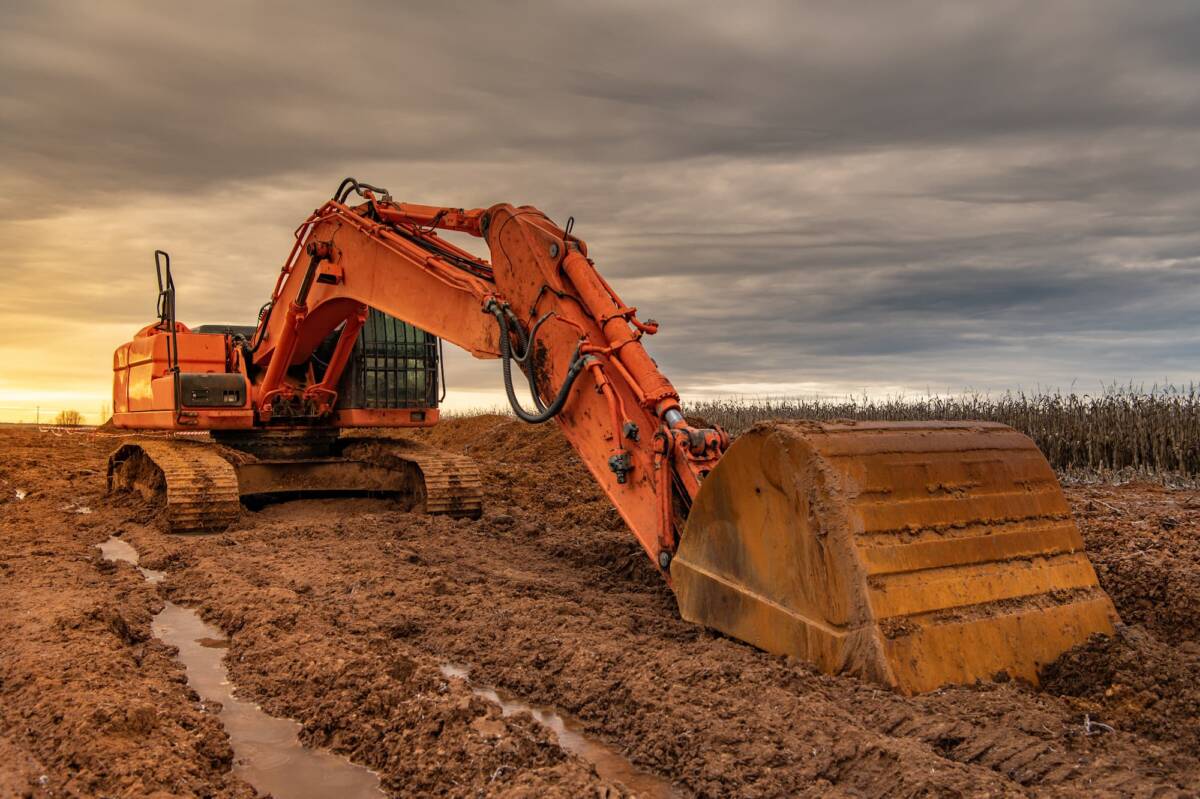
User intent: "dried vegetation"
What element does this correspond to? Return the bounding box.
[689,385,1200,477]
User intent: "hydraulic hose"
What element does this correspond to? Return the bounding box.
[504,308,554,364]
[501,308,543,413]
[503,307,530,361]
[489,305,584,424]
[334,177,392,204]
[502,307,557,412]
[249,301,273,354]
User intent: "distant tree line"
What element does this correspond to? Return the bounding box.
[54,409,83,426]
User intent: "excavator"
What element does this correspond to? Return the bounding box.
[107,178,1119,694]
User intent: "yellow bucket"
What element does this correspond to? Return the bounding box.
[672,420,1118,694]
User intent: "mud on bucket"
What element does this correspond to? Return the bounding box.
[670,420,1119,694]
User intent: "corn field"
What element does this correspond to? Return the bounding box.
[687,385,1200,477]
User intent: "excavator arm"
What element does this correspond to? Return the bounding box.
[248,178,724,572]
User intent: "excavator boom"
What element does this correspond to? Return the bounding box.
[245,181,720,567]
[109,178,1117,693]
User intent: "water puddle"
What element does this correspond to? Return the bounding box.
[98,536,384,799]
[98,537,165,582]
[439,664,679,798]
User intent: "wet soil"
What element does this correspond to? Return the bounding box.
[97,535,385,799]
[0,428,254,798]
[437,662,679,798]
[2,420,1200,797]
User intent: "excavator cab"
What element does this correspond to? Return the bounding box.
[334,309,441,418]
[190,313,440,420]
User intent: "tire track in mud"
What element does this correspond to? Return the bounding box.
[143,500,1195,797]
[132,513,629,798]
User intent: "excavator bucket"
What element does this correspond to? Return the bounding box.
[671,420,1118,694]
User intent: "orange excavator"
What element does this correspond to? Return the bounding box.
[108,178,1118,693]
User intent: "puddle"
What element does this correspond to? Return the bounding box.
[98,537,165,583]
[439,664,679,798]
[98,536,384,799]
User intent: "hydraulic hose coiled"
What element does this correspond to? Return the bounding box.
[488,303,585,424]
[501,307,557,412]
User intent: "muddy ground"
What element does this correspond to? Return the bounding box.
[1,418,1198,798]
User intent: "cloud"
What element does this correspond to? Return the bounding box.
[1,0,1199,419]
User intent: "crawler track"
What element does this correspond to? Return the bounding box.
[340,437,483,518]
[107,438,241,532]
[107,434,483,532]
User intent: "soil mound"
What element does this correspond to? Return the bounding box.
[1071,483,1200,643]
[1042,625,1200,752]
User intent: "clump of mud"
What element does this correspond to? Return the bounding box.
[1071,483,1200,644]
[1041,625,1200,751]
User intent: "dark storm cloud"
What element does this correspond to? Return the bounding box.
[6,2,1199,187]
[2,0,1199,403]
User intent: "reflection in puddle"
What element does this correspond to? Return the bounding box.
[153,606,384,798]
[98,536,384,799]
[98,537,165,583]
[439,664,679,798]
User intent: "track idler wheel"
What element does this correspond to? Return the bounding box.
[671,420,1119,694]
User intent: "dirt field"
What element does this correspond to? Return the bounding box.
[1,418,1198,798]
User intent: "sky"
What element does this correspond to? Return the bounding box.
[2,1,1199,423]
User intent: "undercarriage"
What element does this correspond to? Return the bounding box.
[107,429,482,532]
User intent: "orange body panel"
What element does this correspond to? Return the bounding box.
[113,326,236,414]
[112,409,255,430]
